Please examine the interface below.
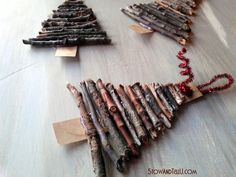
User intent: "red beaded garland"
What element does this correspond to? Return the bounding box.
[197,73,234,95]
[176,48,234,96]
[176,47,194,96]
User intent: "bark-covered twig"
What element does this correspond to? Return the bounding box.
[167,84,185,105]
[162,85,179,111]
[37,30,107,37]
[116,85,148,144]
[67,84,106,177]
[22,37,111,46]
[142,85,171,129]
[106,84,141,148]
[153,84,174,120]
[80,81,122,172]
[126,85,157,140]
[148,84,173,120]
[52,8,93,18]
[86,80,130,169]
[42,20,97,28]
[46,14,96,23]
[96,79,139,157]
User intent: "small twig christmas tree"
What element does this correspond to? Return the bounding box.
[23,0,111,47]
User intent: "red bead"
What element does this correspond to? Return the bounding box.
[182,47,187,53]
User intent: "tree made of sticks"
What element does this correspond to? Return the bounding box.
[23,0,111,47]
[65,48,234,177]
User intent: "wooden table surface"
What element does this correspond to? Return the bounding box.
[0,0,236,177]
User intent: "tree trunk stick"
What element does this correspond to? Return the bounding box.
[67,84,106,177]
[86,80,130,167]
[80,81,123,172]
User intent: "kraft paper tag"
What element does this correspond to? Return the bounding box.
[53,118,87,145]
[184,83,203,103]
[55,46,78,57]
[128,24,153,34]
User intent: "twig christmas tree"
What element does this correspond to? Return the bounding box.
[121,0,198,45]
[64,48,234,177]
[23,0,111,47]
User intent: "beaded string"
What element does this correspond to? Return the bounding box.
[176,48,234,96]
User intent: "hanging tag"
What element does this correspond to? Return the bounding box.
[184,83,203,103]
[55,46,78,57]
[128,24,153,34]
[53,118,87,145]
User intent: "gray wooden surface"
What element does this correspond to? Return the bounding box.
[0,0,236,177]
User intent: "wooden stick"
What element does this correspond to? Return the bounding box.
[37,31,107,37]
[154,84,174,119]
[106,84,141,147]
[167,84,185,105]
[46,14,96,23]
[22,37,111,46]
[142,85,171,129]
[126,85,157,140]
[86,80,130,168]
[96,79,139,157]
[39,28,100,34]
[80,81,122,172]
[148,84,173,120]
[52,8,93,18]
[162,85,179,111]
[67,84,106,177]
[42,19,97,27]
[116,85,148,144]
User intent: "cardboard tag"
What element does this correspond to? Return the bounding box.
[184,83,203,103]
[128,24,153,34]
[53,118,87,145]
[55,46,78,57]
